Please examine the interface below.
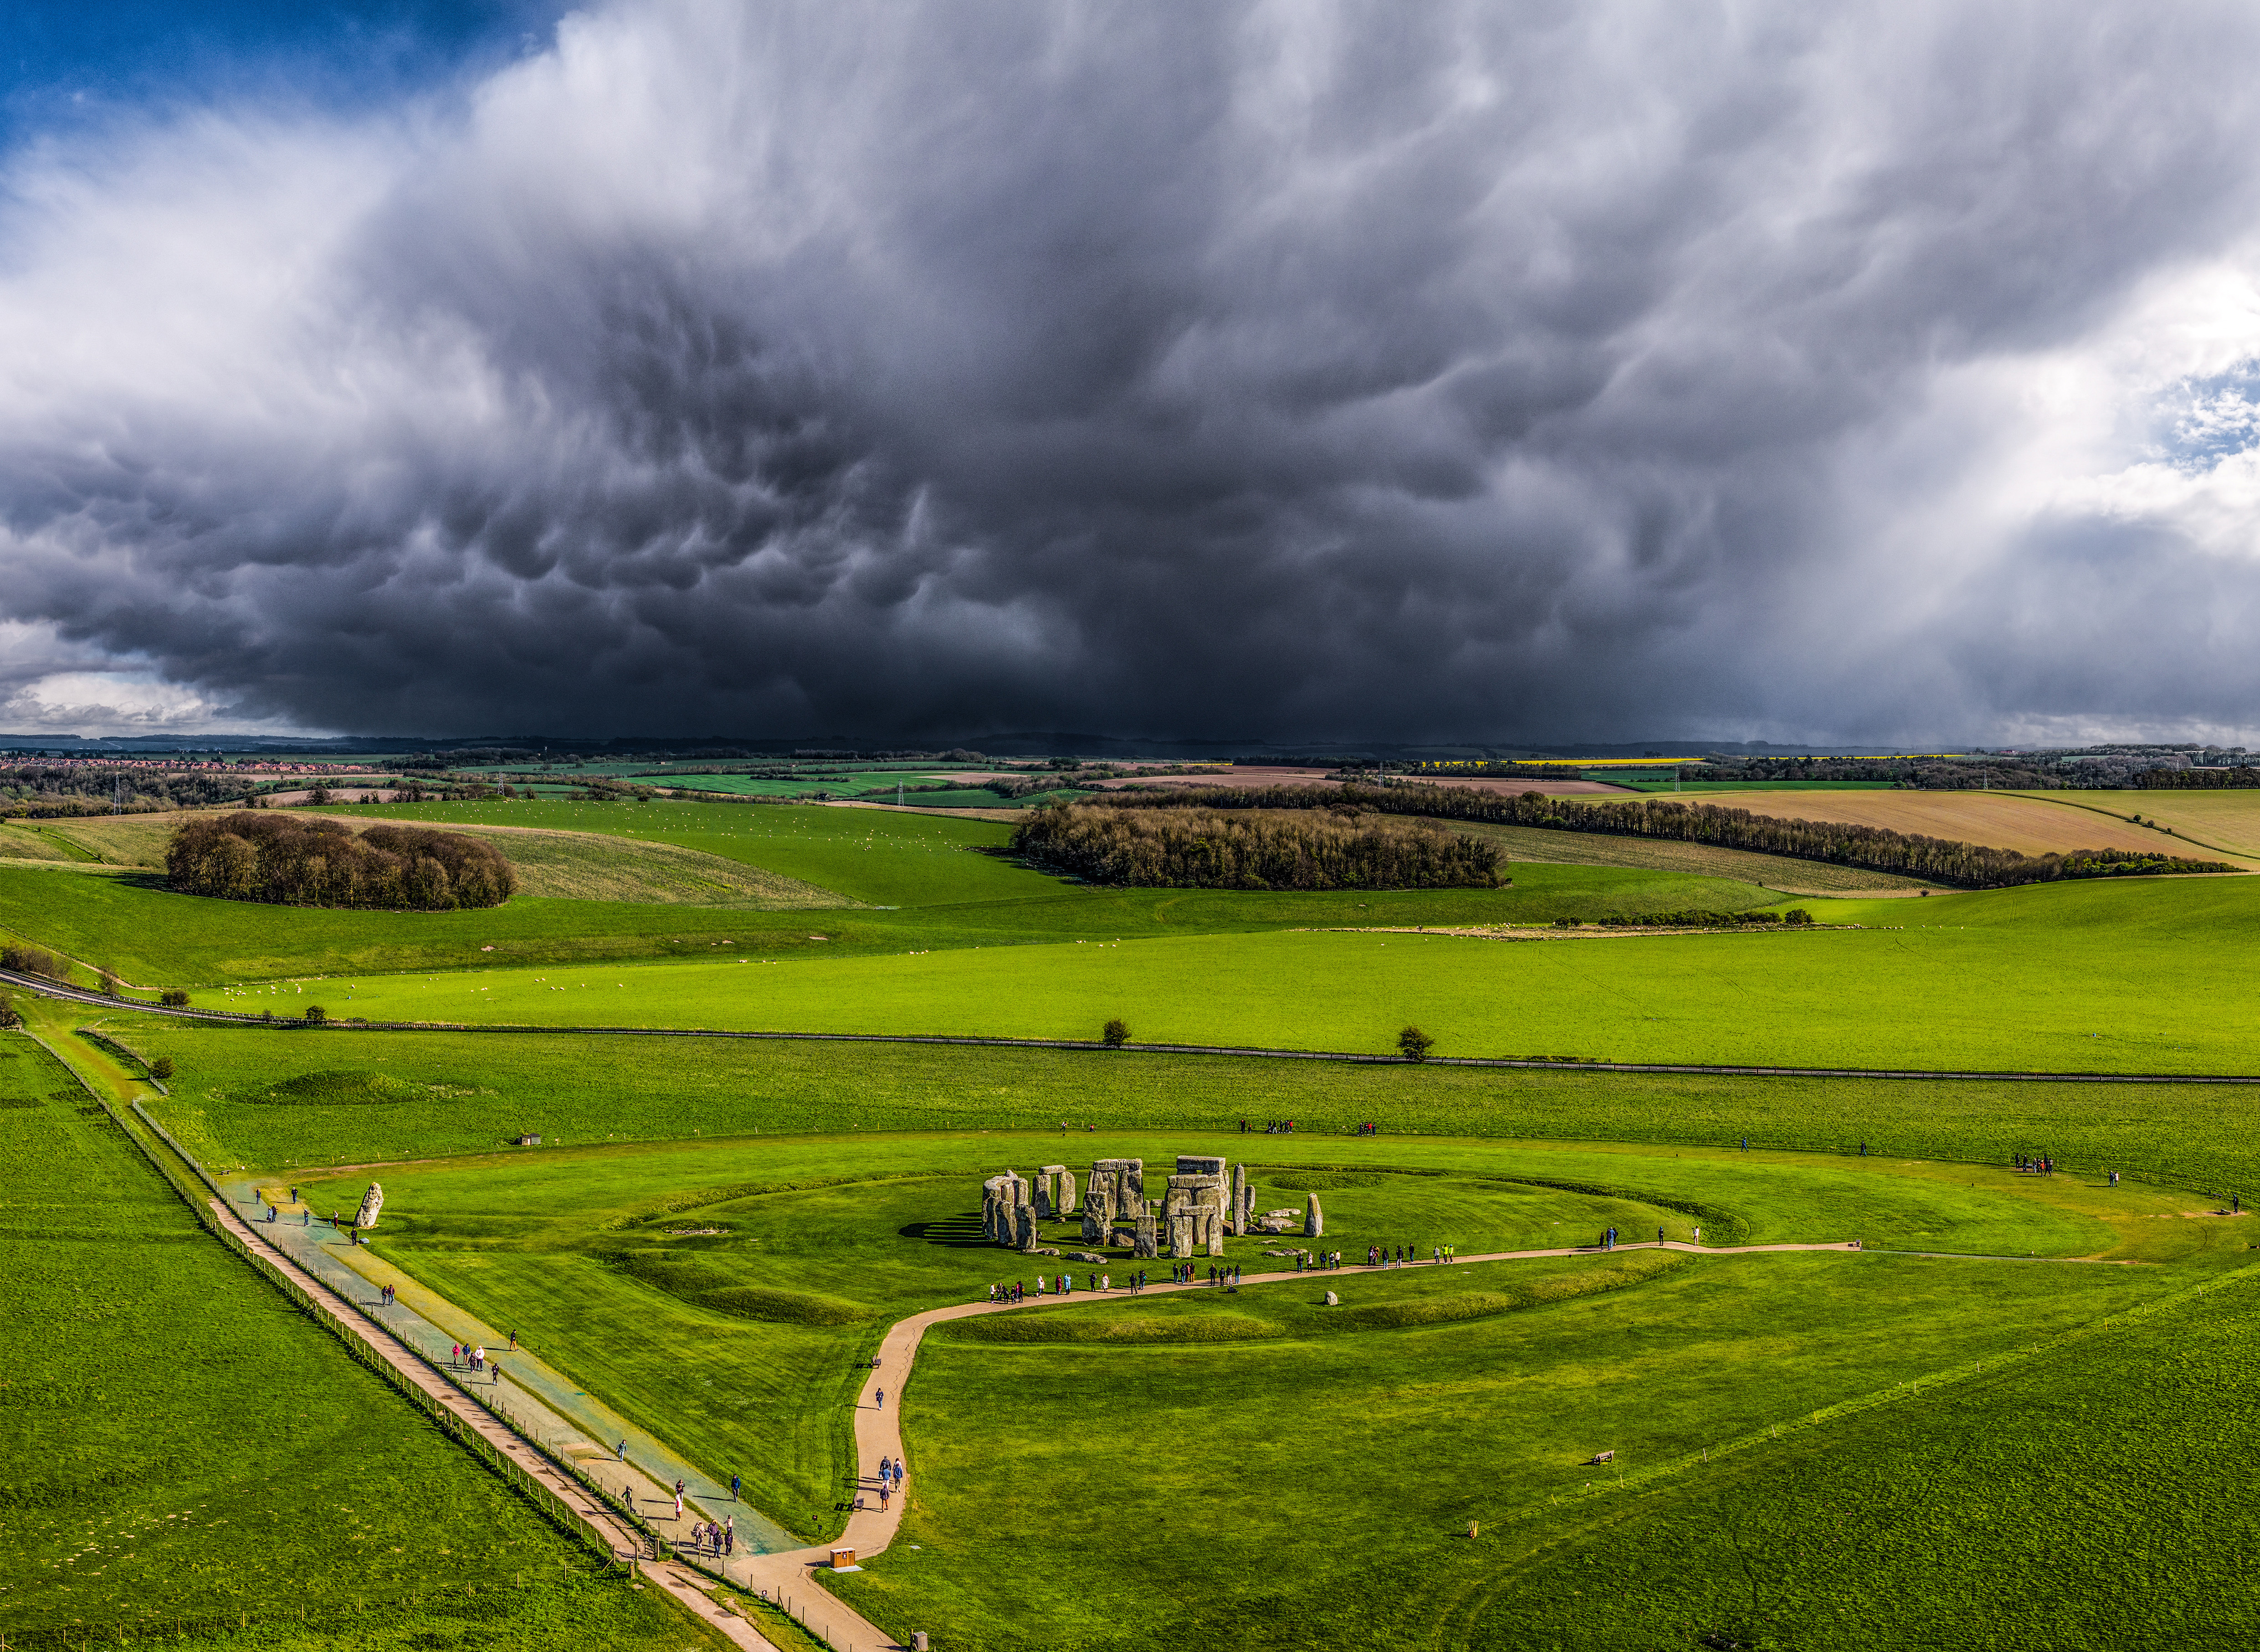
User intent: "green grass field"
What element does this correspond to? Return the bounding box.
[248,1116,2233,1652]
[13,784,2260,1649]
[115,1019,2260,1199]
[836,1249,2205,1650]
[0,800,1788,988]
[168,875,2260,1076]
[0,1029,710,1650]
[288,1129,2216,1572]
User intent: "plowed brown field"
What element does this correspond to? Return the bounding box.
[1627,790,2256,863]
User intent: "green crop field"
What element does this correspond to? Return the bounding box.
[143,874,2260,1077]
[0,1029,710,1650]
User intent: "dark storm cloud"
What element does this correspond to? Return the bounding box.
[8,0,2260,741]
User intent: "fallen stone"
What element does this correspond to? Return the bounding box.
[1324,1291,1339,1306]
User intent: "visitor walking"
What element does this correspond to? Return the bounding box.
[724,1516,734,1555]
[508,1329,518,1352]
[875,1387,885,1411]
[731,1473,741,1502]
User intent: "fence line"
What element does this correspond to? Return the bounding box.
[107,1101,641,1573]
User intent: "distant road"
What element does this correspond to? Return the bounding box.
[7,967,2255,1086]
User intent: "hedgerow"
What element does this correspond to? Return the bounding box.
[1081,784,2234,888]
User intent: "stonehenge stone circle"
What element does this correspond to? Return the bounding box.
[979,1154,1253,1259]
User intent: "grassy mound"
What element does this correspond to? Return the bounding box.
[610,1249,872,1324]
[236,1069,439,1106]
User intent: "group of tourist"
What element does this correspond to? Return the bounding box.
[2015,1154,2056,1174]
[681,1516,734,1557]
[1363,1243,1453,1266]
[378,1283,396,1307]
[451,1340,497,1380]
[875,1454,905,1511]
[1237,1119,1298,1134]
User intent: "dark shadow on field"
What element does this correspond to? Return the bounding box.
[900,1214,990,1247]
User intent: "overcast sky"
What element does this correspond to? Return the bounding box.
[5,0,2260,744]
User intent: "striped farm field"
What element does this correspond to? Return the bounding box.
[1628,789,2254,863]
[2053,790,2260,861]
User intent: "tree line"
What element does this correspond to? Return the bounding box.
[166,813,516,910]
[1010,804,1507,890]
[0,764,263,817]
[1080,784,2234,888]
[2132,768,2260,790]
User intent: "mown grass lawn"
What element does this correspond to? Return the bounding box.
[0,1031,710,1650]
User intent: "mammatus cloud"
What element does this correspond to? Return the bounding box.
[5,0,2260,744]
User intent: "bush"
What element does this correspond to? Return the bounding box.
[166,812,515,910]
[150,1056,175,1081]
[1012,804,1506,890]
[1783,908,1814,926]
[99,972,122,997]
[1399,1025,1435,1062]
[0,997,19,1029]
[159,989,190,1007]
[1,944,60,979]
[305,1005,327,1024]
[1102,1018,1130,1047]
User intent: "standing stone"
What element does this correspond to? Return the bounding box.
[1168,1214,1195,1257]
[1014,1205,1038,1252]
[1080,1178,1116,1244]
[1092,1158,1144,1208]
[1133,1210,1158,1259]
[354,1182,384,1229]
[1056,1167,1077,1216]
[1202,1210,1225,1257]
[1229,1164,1247,1236]
[1304,1192,1324,1239]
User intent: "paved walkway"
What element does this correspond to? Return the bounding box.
[192,1188,785,1650]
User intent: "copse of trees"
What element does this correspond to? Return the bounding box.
[1079,784,2233,888]
[166,813,516,910]
[1011,804,1507,890]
